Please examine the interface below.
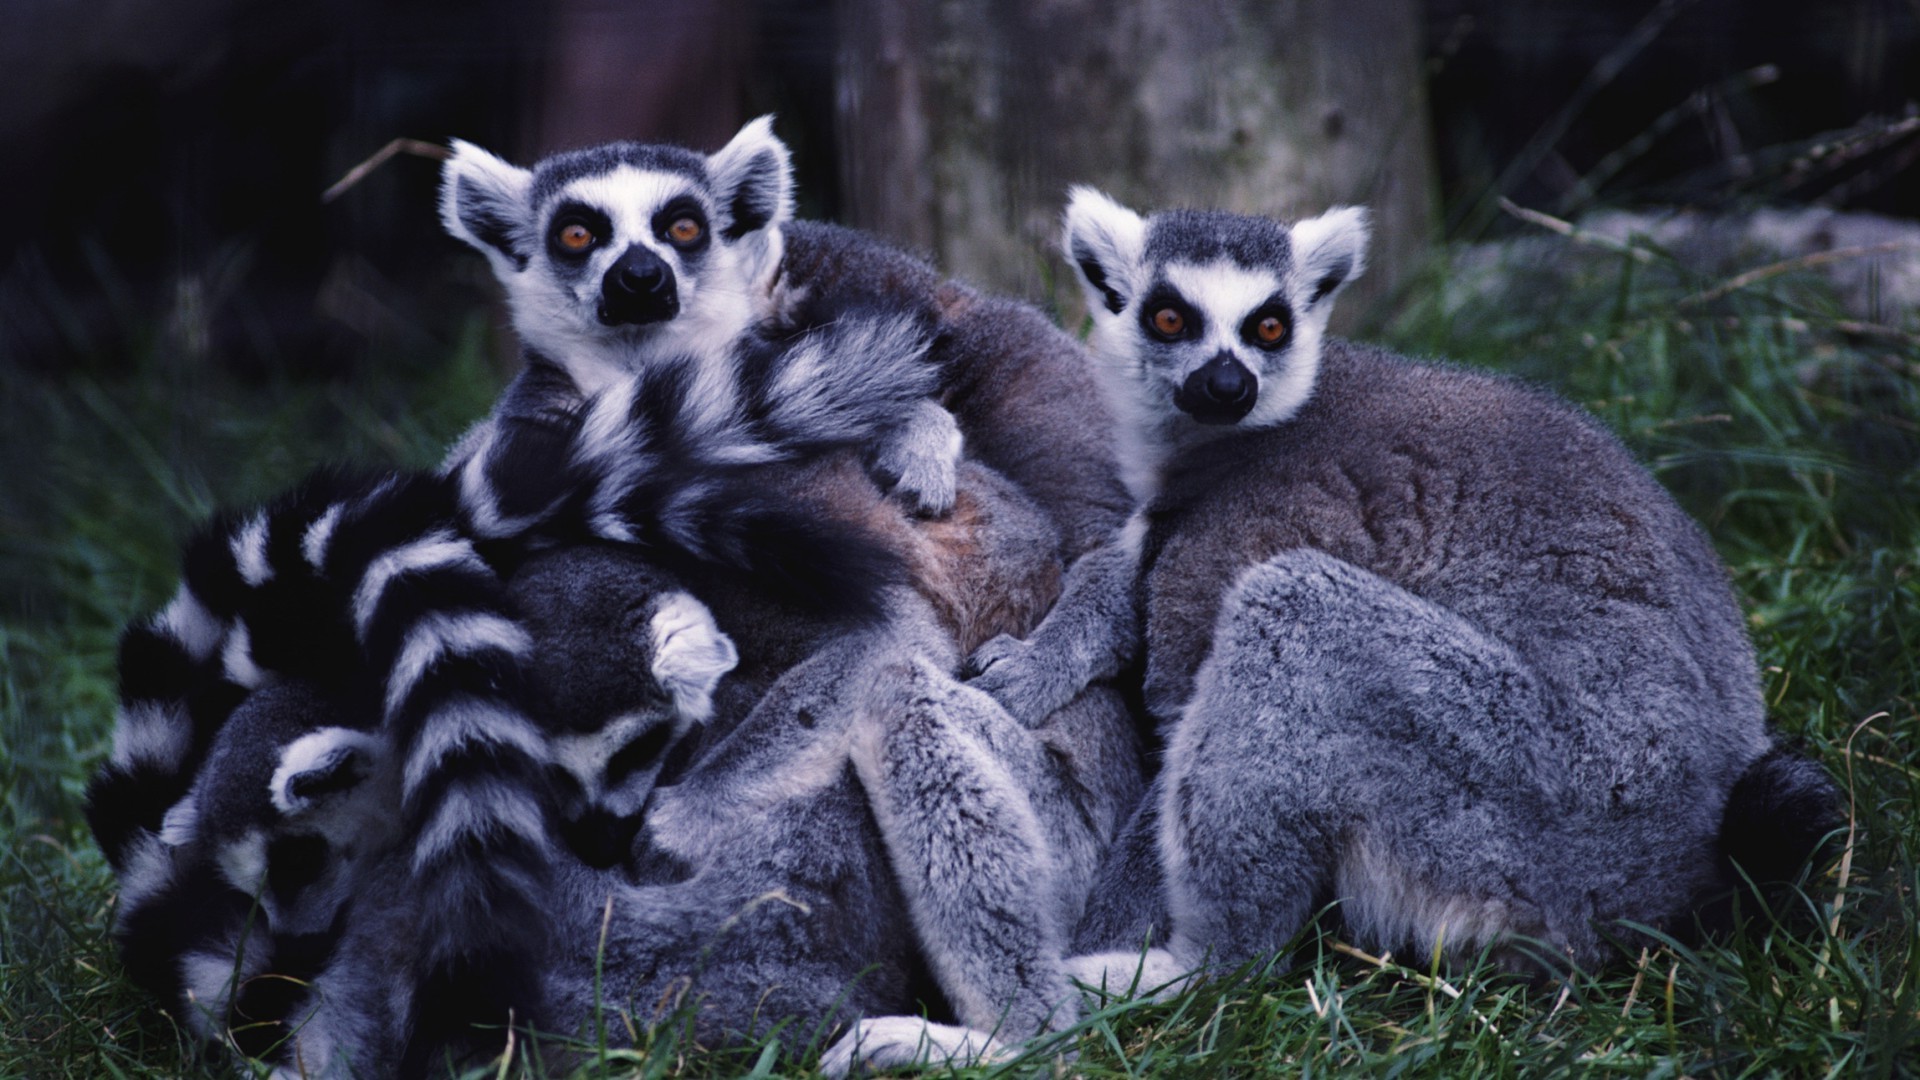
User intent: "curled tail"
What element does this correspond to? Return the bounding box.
[456,317,930,620]
[84,465,372,876]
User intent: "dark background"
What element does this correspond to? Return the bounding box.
[2,0,1915,381]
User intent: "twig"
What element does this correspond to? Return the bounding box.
[1559,64,1781,215]
[1458,0,1700,236]
[1679,242,1920,308]
[1497,198,1657,263]
[321,137,452,203]
[1815,713,1881,988]
[1328,940,1502,1036]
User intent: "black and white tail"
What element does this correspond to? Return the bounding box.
[92,308,936,1056]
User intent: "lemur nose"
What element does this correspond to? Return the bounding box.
[1176,352,1259,424]
[598,245,680,326]
[1204,362,1250,403]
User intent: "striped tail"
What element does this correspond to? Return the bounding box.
[292,470,557,1051]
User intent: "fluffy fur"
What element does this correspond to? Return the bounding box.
[968,194,1840,984]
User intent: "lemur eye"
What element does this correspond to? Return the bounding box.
[666,217,703,245]
[558,223,596,252]
[1151,308,1185,337]
[1254,315,1287,345]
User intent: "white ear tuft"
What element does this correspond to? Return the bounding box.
[1289,206,1370,307]
[649,592,739,723]
[270,728,380,817]
[1062,186,1149,317]
[707,115,794,240]
[440,139,534,274]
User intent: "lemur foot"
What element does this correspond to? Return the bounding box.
[818,1018,1010,1077]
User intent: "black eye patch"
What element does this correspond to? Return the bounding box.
[652,195,711,256]
[547,201,613,261]
[1139,286,1202,342]
[605,723,676,787]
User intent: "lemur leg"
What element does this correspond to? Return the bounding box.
[851,656,1078,1041]
[1157,549,1567,976]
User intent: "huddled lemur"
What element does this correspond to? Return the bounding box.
[957,190,1840,988]
[89,120,1141,1072]
[95,484,1141,1078]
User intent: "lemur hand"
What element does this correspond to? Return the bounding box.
[870,398,961,517]
[963,633,1074,727]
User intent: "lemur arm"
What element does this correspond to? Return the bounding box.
[963,514,1145,726]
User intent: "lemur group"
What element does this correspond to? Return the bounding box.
[84,117,1839,1077]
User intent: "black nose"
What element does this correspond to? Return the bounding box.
[598,245,679,326]
[1175,352,1258,424]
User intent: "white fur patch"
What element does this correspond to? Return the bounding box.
[1288,205,1371,307]
[649,591,738,723]
[231,512,273,587]
[302,503,344,570]
[410,781,546,868]
[1063,948,1196,1001]
[402,699,548,797]
[818,1018,1010,1078]
[385,612,533,719]
[158,793,200,847]
[109,700,192,770]
[351,530,484,636]
[158,586,226,662]
[116,832,176,911]
[1334,834,1525,962]
[216,828,270,893]
[440,139,534,278]
[272,727,383,816]
[221,624,267,689]
[1062,186,1149,313]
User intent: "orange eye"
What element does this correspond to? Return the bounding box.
[1254,314,1286,345]
[558,223,595,252]
[667,217,703,245]
[1152,308,1185,336]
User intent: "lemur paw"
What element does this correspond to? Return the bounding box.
[818,1018,1009,1078]
[870,400,961,517]
[963,634,1062,726]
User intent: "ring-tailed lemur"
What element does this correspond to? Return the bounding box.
[86,312,954,1059]
[955,190,1840,986]
[440,117,1131,563]
[108,471,1143,1077]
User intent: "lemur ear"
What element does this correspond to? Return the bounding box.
[441,139,534,274]
[707,115,794,241]
[649,592,739,724]
[1062,187,1148,316]
[1289,206,1370,307]
[270,728,381,817]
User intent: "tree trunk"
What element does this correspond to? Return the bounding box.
[834,0,1438,329]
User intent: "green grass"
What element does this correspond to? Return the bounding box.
[3,229,1917,1077]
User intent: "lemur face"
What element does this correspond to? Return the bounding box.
[544,588,737,870]
[441,117,794,390]
[1062,189,1370,435]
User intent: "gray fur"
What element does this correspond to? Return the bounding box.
[126,453,1144,1076]
[968,193,1819,981]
